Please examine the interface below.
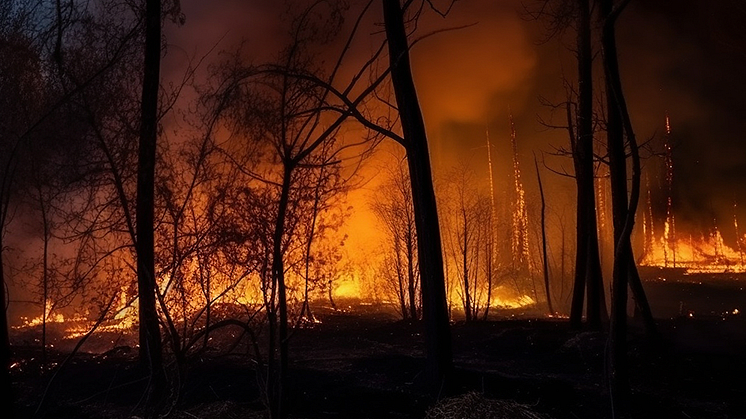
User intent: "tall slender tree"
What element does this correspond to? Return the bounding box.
[535,155,554,315]
[382,0,453,383]
[600,0,649,416]
[569,0,607,330]
[136,0,164,401]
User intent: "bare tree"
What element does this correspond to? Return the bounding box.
[135,0,165,404]
[0,1,79,408]
[439,162,492,322]
[599,0,653,416]
[213,2,388,416]
[382,0,453,383]
[527,0,607,328]
[569,0,607,330]
[534,154,555,315]
[371,155,420,321]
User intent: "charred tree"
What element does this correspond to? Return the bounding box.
[601,0,652,416]
[270,164,292,419]
[535,155,554,315]
[461,200,473,322]
[0,261,9,414]
[601,0,630,413]
[570,0,607,330]
[382,0,453,383]
[136,0,164,402]
[601,5,656,334]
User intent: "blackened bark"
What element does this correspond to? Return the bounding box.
[382,0,453,384]
[462,209,472,322]
[570,0,607,330]
[627,258,657,335]
[602,0,647,415]
[270,164,293,419]
[0,255,12,418]
[483,243,493,321]
[568,99,586,329]
[406,225,418,320]
[39,189,49,367]
[602,0,630,411]
[535,156,554,315]
[136,0,164,398]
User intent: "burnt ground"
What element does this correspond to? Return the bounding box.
[10,271,746,419]
[8,298,746,419]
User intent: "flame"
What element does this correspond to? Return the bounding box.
[333,277,362,299]
[448,291,535,311]
[637,114,746,274]
[641,228,746,274]
[509,113,531,270]
[489,293,535,309]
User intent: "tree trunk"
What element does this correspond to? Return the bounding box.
[462,210,472,322]
[383,0,453,384]
[569,99,587,329]
[406,225,418,320]
[483,240,493,321]
[40,188,50,367]
[328,280,336,310]
[602,1,648,415]
[270,164,293,419]
[627,258,657,335]
[602,0,630,412]
[395,238,408,319]
[300,165,325,325]
[136,0,164,402]
[535,156,554,315]
[571,0,607,330]
[0,247,12,416]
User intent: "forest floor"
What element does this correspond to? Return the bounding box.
[9,284,746,419]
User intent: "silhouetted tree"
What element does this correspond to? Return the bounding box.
[599,0,648,416]
[0,13,44,411]
[569,0,607,330]
[372,155,420,321]
[526,0,607,328]
[535,155,555,315]
[213,3,387,416]
[135,0,165,407]
[382,0,453,383]
[440,162,492,322]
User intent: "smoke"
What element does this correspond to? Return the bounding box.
[412,1,538,126]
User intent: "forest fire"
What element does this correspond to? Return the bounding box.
[3,0,746,418]
[639,228,746,274]
[638,116,746,275]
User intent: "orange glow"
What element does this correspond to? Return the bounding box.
[333,274,362,299]
[509,113,531,270]
[640,228,746,274]
[638,114,746,274]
